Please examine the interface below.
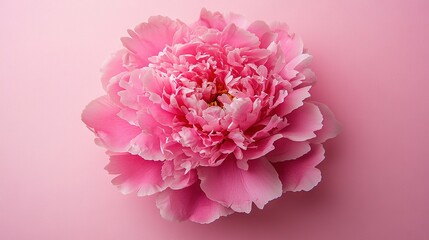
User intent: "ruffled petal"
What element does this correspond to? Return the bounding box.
[221,24,260,49]
[274,144,325,192]
[224,11,249,29]
[198,8,227,30]
[239,134,283,169]
[198,157,282,213]
[310,102,341,144]
[274,86,311,117]
[266,138,311,162]
[247,20,270,39]
[121,16,184,67]
[82,96,140,152]
[281,102,323,141]
[156,182,232,223]
[129,133,166,161]
[161,161,198,190]
[105,152,166,196]
[101,49,127,89]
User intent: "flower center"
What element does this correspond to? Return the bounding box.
[208,90,234,107]
[207,80,233,107]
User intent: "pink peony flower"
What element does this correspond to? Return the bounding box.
[82,9,340,223]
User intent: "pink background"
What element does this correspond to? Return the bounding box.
[1,0,429,239]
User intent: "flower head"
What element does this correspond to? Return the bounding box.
[82,9,340,223]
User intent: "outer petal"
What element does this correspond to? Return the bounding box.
[224,11,249,29]
[198,157,282,213]
[105,153,166,196]
[238,134,283,169]
[156,182,233,224]
[82,96,140,152]
[221,24,260,49]
[281,102,323,141]
[100,49,127,89]
[161,161,198,190]
[274,86,311,117]
[197,8,227,30]
[274,144,325,192]
[265,138,311,162]
[121,16,184,67]
[310,102,341,144]
[247,20,270,39]
[129,133,166,161]
[130,110,173,161]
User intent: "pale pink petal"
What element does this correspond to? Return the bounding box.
[247,20,270,39]
[82,96,140,152]
[282,54,312,79]
[105,152,166,196]
[161,161,198,190]
[221,24,260,49]
[198,157,282,213]
[226,97,260,131]
[290,68,316,88]
[117,70,144,109]
[250,115,283,140]
[266,138,311,162]
[129,133,166,161]
[310,102,341,144]
[239,134,283,169]
[156,182,233,223]
[168,170,198,190]
[106,72,127,107]
[121,16,183,67]
[274,86,311,117]
[224,12,249,29]
[139,68,165,97]
[198,8,227,30]
[281,102,323,141]
[100,49,127,89]
[274,144,325,192]
[283,35,304,63]
[147,104,176,126]
[128,110,173,160]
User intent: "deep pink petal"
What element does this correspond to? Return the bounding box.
[105,153,166,196]
[82,96,140,152]
[281,102,323,141]
[310,102,341,144]
[156,182,232,223]
[274,144,325,192]
[266,138,311,162]
[198,157,282,213]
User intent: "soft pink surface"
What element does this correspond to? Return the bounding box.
[1,0,428,239]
